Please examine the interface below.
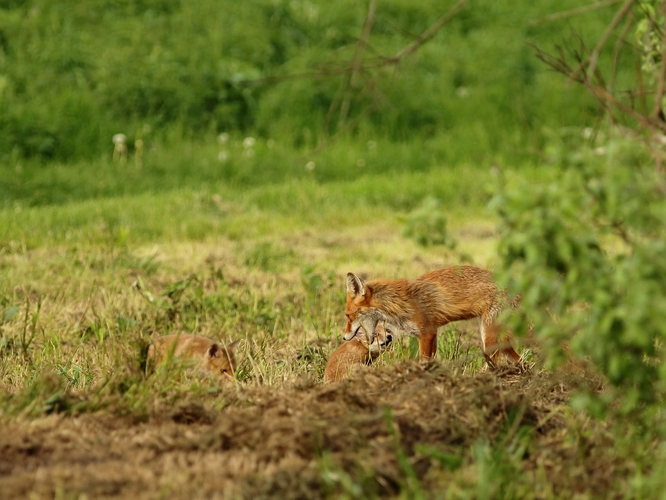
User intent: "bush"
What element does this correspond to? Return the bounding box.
[493,135,666,414]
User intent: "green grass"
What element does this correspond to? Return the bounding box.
[1,162,554,246]
[0,162,540,409]
[2,134,549,209]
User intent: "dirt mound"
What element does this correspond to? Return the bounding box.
[0,362,620,499]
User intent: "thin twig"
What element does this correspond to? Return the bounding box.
[242,0,467,89]
[338,0,378,128]
[636,61,648,116]
[586,82,666,133]
[311,0,468,155]
[652,3,666,120]
[584,0,638,81]
[528,0,624,26]
[609,12,635,96]
[387,0,469,64]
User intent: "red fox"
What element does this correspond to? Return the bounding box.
[344,266,521,363]
[147,334,239,381]
[324,320,395,383]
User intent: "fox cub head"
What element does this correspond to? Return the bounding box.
[324,319,396,384]
[367,320,395,357]
[148,335,239,382]
[202,340,239,381]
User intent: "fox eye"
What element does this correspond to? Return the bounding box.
[220,369,228,374]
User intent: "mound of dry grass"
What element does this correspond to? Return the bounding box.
[0,361,627,499]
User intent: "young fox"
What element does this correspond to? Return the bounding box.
[147,334,239,381]
[324,320,395,384]
[344,266,521,363]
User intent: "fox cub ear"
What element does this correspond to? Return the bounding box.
[208,340,239,358]
[225,340,239,353]
[207,343,221,358]
[346,273,365,297]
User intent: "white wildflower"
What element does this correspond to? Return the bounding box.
[112,133,126,145]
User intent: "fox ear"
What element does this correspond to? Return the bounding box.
[224,340,239,353]
[207,343,220,358]
[346,273,365,297]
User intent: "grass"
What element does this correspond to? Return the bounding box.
[0,162,651,498]
[1,162,553,245]
[1,165,503,394]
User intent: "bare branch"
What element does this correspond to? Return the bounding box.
[609,11,635,95]
[586,82,666,133]
[337,0,378,128]
[528,0,624,26]
[652,3,666,120]
[387,0,469,64]
[583,0,638,81]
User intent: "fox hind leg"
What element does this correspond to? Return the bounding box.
[479,316,521,364]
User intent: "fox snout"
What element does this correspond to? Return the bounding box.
[343,327,360,342]
[344,314,378,344]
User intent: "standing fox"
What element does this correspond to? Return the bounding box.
[324,320,396,383]
[344,266,521,363]
[147,334,239,381]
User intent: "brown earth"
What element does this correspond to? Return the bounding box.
[0,361,623,499]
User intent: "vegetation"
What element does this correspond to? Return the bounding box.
[2,0,666,497]
[1,0,622,207]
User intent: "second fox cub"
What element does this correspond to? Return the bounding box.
[324,320,395,383]
[147,334,239,381]
[344,266,521,363]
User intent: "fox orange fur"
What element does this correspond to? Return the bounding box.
[147,334,239,381]
[344,266,521,363]
[324,320,395,384]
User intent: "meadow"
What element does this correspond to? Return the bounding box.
[0,164,652,499]
[2,0,666,497]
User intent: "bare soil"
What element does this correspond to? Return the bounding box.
[0,361,623,499]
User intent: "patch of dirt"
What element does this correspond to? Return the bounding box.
[0,362,623,499]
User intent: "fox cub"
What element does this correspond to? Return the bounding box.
[324,320,395,384]
[344,266,521,363]
[147,334,239,381]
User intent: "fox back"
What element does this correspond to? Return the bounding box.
[324,320,394,384]
[345,267,498,334]
[147,334,238,381]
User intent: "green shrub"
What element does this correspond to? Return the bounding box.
[493,133,666,415]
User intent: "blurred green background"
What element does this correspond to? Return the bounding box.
[0,0,625,206]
